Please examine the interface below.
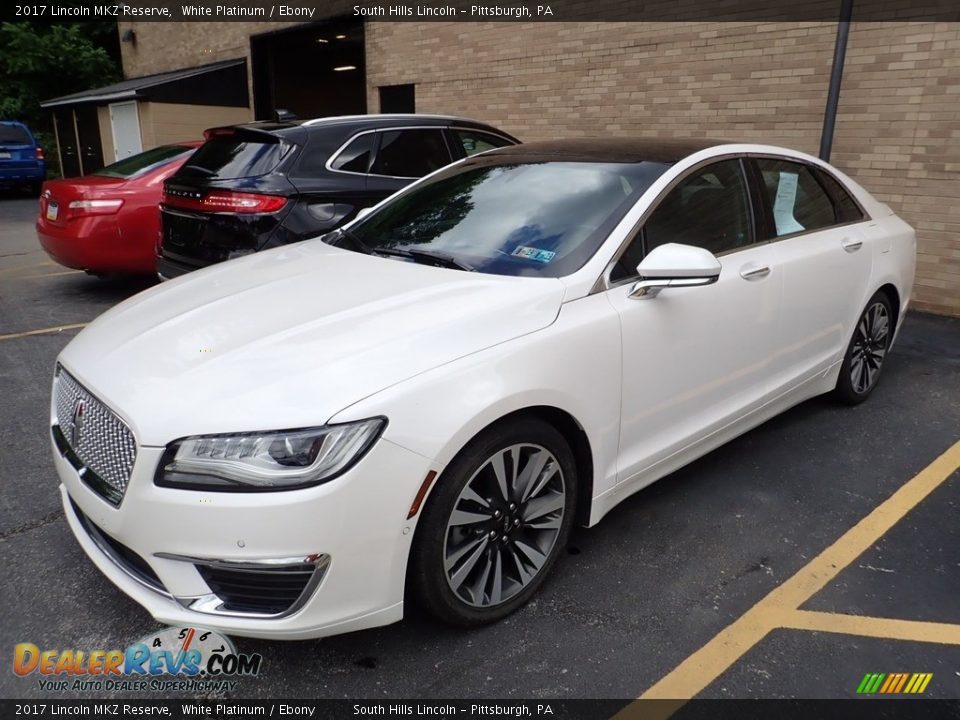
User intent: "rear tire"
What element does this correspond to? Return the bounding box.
[408,418,577,627]
[834,290,893,405]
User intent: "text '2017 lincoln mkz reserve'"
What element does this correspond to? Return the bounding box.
[51,139,916,639]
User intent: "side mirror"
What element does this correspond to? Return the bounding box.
[355,207,374,220]
[630,243,721,299]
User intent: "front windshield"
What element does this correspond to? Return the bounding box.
[331,160,669,277]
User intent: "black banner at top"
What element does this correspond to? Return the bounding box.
[5,0,960,23]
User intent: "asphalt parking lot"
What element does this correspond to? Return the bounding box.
[1,191,959,703]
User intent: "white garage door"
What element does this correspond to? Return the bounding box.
[109,101,142,161]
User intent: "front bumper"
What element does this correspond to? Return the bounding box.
[55,433,435,639]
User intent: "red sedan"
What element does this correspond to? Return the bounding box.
[37,142,200,276]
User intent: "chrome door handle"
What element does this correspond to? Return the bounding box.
[841,237,863,252]
[740,265,770,280]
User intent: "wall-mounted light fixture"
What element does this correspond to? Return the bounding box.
[333,65,357,72]
[121,29,136,44]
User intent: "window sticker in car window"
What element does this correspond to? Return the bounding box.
[512,246,556,263]
[773,171,805,235]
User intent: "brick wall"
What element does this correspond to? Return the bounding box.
[118,20,960,315]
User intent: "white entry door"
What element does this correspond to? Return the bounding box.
[109,101,142,161]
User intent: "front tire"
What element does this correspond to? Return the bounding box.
[409,418,577,627]
[835,290,893,405]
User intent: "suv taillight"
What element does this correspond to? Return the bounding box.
[163,189,287,214]
[35,147,44,161]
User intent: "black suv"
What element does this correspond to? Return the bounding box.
[157,114,519,278]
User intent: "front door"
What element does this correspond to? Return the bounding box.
[606,158,782,488]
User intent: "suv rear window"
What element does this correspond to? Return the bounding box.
[0,125,32,145]
[179,135,289,180]
[95,145,193,179]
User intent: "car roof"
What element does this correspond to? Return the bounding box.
[482,137,733,164]
[220,114,514,140]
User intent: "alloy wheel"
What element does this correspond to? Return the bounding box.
[849,301,890,394]
[442,443,566,608]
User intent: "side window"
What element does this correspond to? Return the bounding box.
[755,158,836,238]
[815,168,865,223]
[611,159,752,282]
[370,129,451,178]
[329,133,377,174]
[453,129,512,157]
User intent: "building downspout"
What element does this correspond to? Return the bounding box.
[819,0,854,161]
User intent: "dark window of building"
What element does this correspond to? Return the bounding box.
[370,129,450,178]
[379,84,415,114]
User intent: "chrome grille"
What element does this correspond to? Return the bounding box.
[54,367,137,503]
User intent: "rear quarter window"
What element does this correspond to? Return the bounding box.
[815,168,866,223]
[178,136,289,180]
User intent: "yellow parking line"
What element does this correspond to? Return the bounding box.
[783,610,960,645]
[16,269,83,280]
[627,438,960,706]
[0,322,88,342]
[0,260,55,275]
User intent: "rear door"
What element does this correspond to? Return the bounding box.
[748,157,873,393]
[365,127,454,198]
[285,130,379,238]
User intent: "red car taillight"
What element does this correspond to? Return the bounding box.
[68,199,124,217]
[35,147,44,161]
[162,189,287,214]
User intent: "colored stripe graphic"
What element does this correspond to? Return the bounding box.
[857,672,932,694]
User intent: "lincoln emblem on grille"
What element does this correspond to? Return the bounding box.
[70,399,85,446]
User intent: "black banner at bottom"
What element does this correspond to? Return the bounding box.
[2,699,959,720]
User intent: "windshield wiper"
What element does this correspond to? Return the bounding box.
[335,229,472,271]
[398,248,473,272]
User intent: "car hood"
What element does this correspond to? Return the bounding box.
[58,242,564,445]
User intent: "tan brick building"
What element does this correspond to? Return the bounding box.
[112,19,960,316]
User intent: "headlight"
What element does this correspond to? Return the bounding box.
[155,418,386,491]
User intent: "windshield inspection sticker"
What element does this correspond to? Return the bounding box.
[773,171,805,235]
[512,246,556,263]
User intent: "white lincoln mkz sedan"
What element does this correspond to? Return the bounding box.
[52,139,916,639]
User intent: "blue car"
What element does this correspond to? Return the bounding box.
[0,120,46,194]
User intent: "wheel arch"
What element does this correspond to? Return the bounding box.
[417,404,597,529]
[875,282,901,324]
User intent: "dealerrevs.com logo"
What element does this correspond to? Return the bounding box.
[13,627,262,693]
